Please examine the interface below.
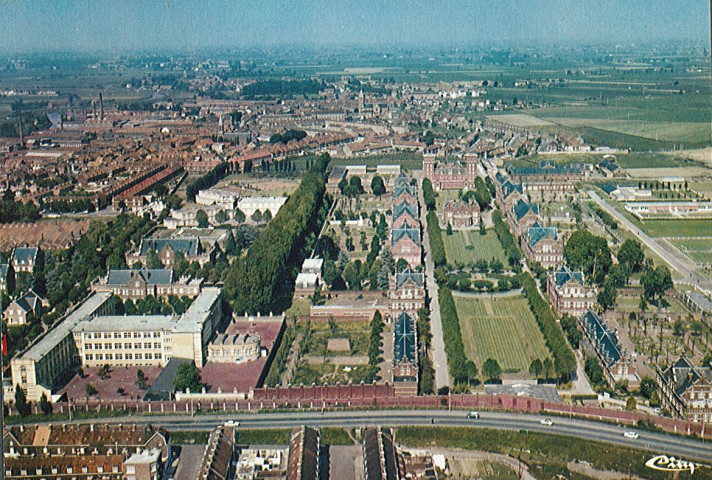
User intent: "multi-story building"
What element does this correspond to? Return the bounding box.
[391,201,419,229]
[423,153,479,190]
[12,246,38,273]
[546,266,596,318]
[441,198,480,228]
[72,288,222,369]
[207,333,261,363]
[129,237,213,268]
[580,311,638,388]
[92,268,202,300]
[657,357,712,423]
[391,228,421,269]
[3,424,170,480]
[522,222,564,269]
[287,427,319,480]
[363,428,401,480]
[392,311,418,396]
[4,289,43,326]
[197,424,236,480]
[510,199,541,236]
[389,268,425,317]
[505,160,584,192]
[0,262,10,292]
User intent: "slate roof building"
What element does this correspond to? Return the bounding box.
[363,427,401,480]
[546,266,596,317]
[128,237,213,268]
[12,246,38,273]
[0,262,9,292]
[423,153,478,190]
[92,268,202,300]
[522,222,563,269]
[392,201,420,229]
[391,228,421,269]
[657,356,712,423]
[287,427,319,480]
[579,310,638,388]
[389,267,425,317]
[196,424,236,480]
[4,289,43,326]
[505,160,584,192]
[392,311,418,396]
[509,199,541,235]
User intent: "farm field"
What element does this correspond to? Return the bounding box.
[667,237,712,265]
[637,218,712,237]
[443,230,508,266]
[541,117,711,144]
[454,295,550,376]
[487,113,553,127]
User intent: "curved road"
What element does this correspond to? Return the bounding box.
[54,409,712,464]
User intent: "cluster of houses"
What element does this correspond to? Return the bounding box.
[493,168,639,389]
[1,246,46,327]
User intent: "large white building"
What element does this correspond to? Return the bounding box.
[236,196,287,218]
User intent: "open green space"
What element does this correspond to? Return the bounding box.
[328,152,423,171]
[443,230,508,267]
[637,218,712,237]
[454,295,550,375]
[302,320,370,357]
[667,237,712,264]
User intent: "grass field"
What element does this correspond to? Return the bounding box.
[667,237,712,264]
[454,295,550,375]
[637,218,712,237]
[443,230,508,266]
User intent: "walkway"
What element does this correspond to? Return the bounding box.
[417,175,450,390]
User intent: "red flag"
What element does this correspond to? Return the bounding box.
[2,333,7,356]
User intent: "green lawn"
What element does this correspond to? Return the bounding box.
[454,295,550,375]
[443,230,508,266]
[638,218,712,237]
[667,237,712,264]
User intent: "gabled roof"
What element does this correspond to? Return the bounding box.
[598,159,620,172]
[581,310,622,367]
[527,222,558,247]
[393,184,416,199]
[666,356,712,397]
[513,199,539,222]
[140,238,199,256]
[501,180,523,200]
[393,201,418,221]
[391,228,420,248]
[495,172,507,184]
[393,311,417,366]
[394,172,410,188]
[601,183,618,194]
[552,265,585,287]
[107,268,174,285]
[507,162,583,176]
[13,246,38,265]
[395,267,424,289]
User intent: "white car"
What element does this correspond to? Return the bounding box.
[539,418,553,426]
[467,411,480,419]
[623,431,639,439]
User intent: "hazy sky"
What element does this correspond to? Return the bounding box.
[1,0,710,53]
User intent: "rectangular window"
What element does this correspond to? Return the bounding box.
[124,332,131,338]
[85,354,93,361]
[105,343,112,350]
[144,342,151,349]
[134,343,141,349]
[145,353,152,360]
[96,354,103,360]
[125,353,133,360]
[154,342,161,349]
[115,353,123,360]
[105,353,113,360]
[135,353,143,360]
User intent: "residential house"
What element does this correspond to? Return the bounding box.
[546,266,596,318]
[287,427,319,480]
[129,237,213,268]
[363,427,401,480]
[580,311,639,388]
[12,246,38,273]
[657,357,712,423]
[597,158,625,178]
[197,424,236,480]
[4,289,43,326]
[511,199,541,236]
[522,222,563,269]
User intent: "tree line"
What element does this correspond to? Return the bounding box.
[426,210,446,267]
[186,161,229,201]
[438,287,478,386]
[224,154,330,314]
[240,79,324,98]
[492,210,522,267]
[519,272,576,382]
[422,178,436,211]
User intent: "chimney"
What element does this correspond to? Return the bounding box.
[99,93,104,122]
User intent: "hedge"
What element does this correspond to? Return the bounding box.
[492,209,522,266]
[438,287,477,384]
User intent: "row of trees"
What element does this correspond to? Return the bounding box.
[270,129,307,145]
[426,210,446,267]
[240,79,324,98]
[422,178,436,211]
[491,210,522,267]
[417,308,435,395]
[224,154,330,314]
[519,273,576,382]
[0,198,41,223]
[438,287,478,386]
[186,161,229,201]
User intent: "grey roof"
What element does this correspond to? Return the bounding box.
[598,159,620,172]
[527,222,558,247]
[13,246,38,265]
[393,184,416,199]
[393,201,418,221]
[73,315,176,332]
[107,268,174,285]
[513,199,539,222]
[501,180,523,199]
[507,162,583,177]
[581,310,622,367]
[495,172,507,184]
[393,311,417,367]
[394,172,410,187]
[19,292,112,362]
[391,228,420,247]
[552,266,585,287]
[13,289,42,313]
[685,290,712,313]
[665,356,712,397]
[395,267,424,289]
[140,238,199,256]
[601,183,618,194]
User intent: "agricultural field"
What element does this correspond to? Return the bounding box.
[443,230,508,266]
[454,295,550,376]
[637,218,712,237]
[666,237,712,265]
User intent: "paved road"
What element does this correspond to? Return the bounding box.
[54,409,712,463]
[588,190,712,296]
[417,177,450,390]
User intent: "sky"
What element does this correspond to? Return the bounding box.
[0,0,710,54]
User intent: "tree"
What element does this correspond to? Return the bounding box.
[639,377,658,399]
[136,369,148,389]
[529,358,543,379]
[5,262,15,295]
[85,383,98,396]
[618,239,645,280]
[542,357,554,380]
[479,218,486,236]
[446,222,453,236]
[482,358,501,383]
[625,396,637,411]
[641,265,673,305]
[597,278,617,311]
[174,361,202,392]
[146,250,163,269]
[473,177,492,210]
[422,178,436,211]
[251,209,263,223]
[215,209,229,224]
[234,208,246,223]
[371,175,386,195]
[39,392,53,415]
[196,209,209,228]
[14,384,30,417]
[563,229,612,284]
[584,357,604,385]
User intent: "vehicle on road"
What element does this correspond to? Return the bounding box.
[540,418,553,426]
[623,431,639,439]
[467,411,480,419]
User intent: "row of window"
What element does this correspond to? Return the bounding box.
[85,352,162,361]
[84,342,162,350]
[82,331,161,339]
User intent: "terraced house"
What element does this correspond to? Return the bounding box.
[546,266,596,318]
[522,222,564,269]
